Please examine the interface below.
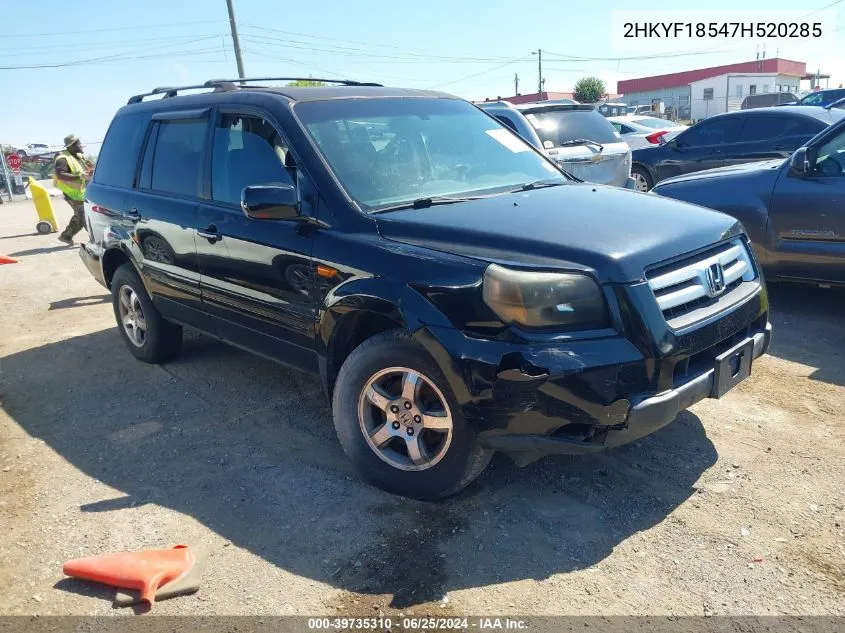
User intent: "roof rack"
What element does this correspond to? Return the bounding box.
[127,82,234,104]
[127,77,383,104]
[203,77,383,87]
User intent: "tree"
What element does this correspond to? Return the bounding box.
[286,79,326,87]
[573,77,607,104]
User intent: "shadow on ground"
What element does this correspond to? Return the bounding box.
[1,328,716,608]
[765,283,845,387]
[48,294,111,311]
[0,232,39,240]
[8,245,73,258]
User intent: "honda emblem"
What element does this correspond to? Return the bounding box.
[705,263,726,297]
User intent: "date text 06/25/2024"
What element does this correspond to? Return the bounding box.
[307,617,528,630]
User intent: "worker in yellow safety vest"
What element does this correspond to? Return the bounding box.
[54,134,94,245]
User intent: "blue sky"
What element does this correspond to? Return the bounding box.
[1,0,843,150]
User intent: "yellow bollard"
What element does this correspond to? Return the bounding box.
[27,176,59,234]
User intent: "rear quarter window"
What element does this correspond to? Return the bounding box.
[788,117,827,137]
[92,111,151,188]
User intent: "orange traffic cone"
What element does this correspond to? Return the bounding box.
[0,254,17,264]
[63,544,204,605]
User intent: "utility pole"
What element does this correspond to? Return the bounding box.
[225,0,246,80]
[536,49,543,94]
[514,73,519,95]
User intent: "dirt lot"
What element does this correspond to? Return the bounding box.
[0,198,843,617]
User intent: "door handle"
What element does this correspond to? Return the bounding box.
[197,224,222,243]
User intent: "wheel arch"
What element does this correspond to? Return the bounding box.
[631,161,655,186]
[318,277,455,399]
[101,246,137,289]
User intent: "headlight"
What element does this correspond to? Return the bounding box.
[482,264,609,330]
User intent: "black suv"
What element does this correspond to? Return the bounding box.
[80,78,772,500]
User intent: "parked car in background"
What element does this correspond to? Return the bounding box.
[631,106,844,191]
[514,102,634,187]
[15,143,59,157]
[741,93,797,109]
[652,117,845,286]
[476,101,543,150]
[79,77,771,499]
[796,88,845,108]
[607,115,688,150]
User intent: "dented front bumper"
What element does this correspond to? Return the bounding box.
[415,282,770,462]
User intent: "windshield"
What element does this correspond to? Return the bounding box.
[294,98,565,212]
[633,116,671,130]
[801,89,845,106]
[520,109,621,146]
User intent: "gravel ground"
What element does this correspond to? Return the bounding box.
[0,198,843,617]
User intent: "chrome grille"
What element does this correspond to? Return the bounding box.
[647,238,757,326]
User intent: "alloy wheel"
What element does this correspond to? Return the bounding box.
[358,367,454,471]
[633,172,649,192]
[118,285,147,348]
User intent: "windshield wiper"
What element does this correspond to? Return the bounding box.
[512,179,567,193]
[557,138,604,152]
[371,196,484,214]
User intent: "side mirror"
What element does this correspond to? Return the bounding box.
[789,147,813,176]
[241,184,299,220]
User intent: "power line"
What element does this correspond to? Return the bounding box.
[0,36,224,70]
[428,56,532,89]
[241,46,431,84]
[542,47,743,62]
[240,33,517,63]
[800,0,844,18]
[240,22,494,59]
[0,34,228,57]
[0,19,222,39]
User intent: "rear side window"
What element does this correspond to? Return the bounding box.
[146,119,207,197]
[679,117,744,146]
[738,116,787,142]
[786,117,825,137]
[93,112,150,188]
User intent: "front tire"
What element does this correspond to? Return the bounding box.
[332,329,492,500]
[111,263,182,363]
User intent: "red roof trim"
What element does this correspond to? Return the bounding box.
[617,58,807,94]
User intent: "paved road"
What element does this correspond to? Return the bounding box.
[0,199,843,616]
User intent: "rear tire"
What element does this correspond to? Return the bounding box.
[36,221,53,235]
[631,165,653,192]
[111,263,182,363]
[332,329,492,500]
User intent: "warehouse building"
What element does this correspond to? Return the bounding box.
[617,58,828,119]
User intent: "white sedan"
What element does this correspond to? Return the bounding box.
[607,116,688,150]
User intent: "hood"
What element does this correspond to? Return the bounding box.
[656,159,785,187]
[375,184,742,284]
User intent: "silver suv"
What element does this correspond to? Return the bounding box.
[515,103,633,188]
